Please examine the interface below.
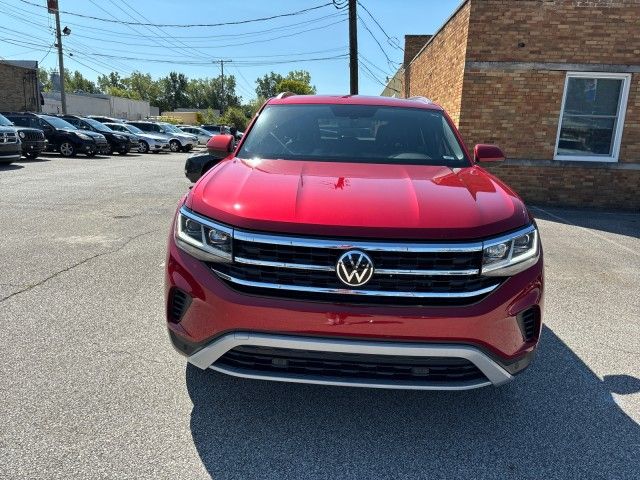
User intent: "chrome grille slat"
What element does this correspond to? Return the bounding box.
[213,269,499,299]
[234,229,483,253]
[234,256,479,276]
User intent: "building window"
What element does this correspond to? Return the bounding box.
[554,72,631,162]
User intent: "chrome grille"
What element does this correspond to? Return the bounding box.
[0,132,17,144]
[201,219,503,306]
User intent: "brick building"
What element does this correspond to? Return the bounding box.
[383,0,640,210]
[0,61,41,112]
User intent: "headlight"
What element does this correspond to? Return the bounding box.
[76,132,91,140]
[18,131,25,139]
[114,134,126,140]
[175,207,232,261]
[482,225,539,276]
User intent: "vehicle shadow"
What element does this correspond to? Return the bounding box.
[185,326,640,479]
[0,163,24,171]
[531,205,640,239]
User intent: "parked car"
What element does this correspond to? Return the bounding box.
[0,113,46,159]
[159,123,197,152]
[59,115,133,155]
[177,125,213,145]
[87,115,125,124]
[166,95,544,391]
[201,124,242,140]
[104,123,169,153]
[200,124,230,135]
[2,112,98,157]
[183,151,224,182]
[127,121,195,153]
[0,125,21,164]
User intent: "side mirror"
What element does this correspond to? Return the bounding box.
[474,144,505,163]
[207,134,235,159]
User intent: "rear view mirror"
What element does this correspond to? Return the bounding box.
[474,144,506,163]
[207,134,235,159]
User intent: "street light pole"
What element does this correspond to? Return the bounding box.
[53,3,67,114]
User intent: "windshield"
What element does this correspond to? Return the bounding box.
[84,118,113,133]
[41,115,77,130]
[0,114,13,126]
[126,124,144,134]
[238,105,469,166]
[163,124,181,133]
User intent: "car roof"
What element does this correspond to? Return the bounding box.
[267,94,443,111]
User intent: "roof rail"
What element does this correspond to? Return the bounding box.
[275,91,296,99]
[408,96,433,104]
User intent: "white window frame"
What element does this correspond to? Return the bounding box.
[554,72,631,163]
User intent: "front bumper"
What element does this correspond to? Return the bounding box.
[21,139,47,155]
[0,143,21,162]
[166,231,544,390]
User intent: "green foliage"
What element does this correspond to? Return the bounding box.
[255,72,284,99]
[105,86,141,100]
[255,70,315,98]
[242,97,266,119]
[220,106,248,131]
[276,79,314,95]
[38,68,51,92]
[197,108,220,125]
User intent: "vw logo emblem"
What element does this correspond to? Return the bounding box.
[336,250,374,287]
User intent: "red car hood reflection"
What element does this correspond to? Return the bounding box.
[188,158,530,240]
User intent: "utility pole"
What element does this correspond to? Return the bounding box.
[348,0,358,95]
[52,1,67,114]
[218,59,232,115]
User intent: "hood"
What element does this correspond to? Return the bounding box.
[83,130,106,140]
[140,133,167,142]
[188,158,531,240]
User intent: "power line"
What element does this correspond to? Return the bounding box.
[357,16,400,71]
[356,1,402,50]
[18,0,335,28]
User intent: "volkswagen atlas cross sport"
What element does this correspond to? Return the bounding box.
[165,94,543,391]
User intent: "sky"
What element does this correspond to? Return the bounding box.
[0,0,461,101]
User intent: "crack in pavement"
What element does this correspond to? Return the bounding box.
[0,228,162,304]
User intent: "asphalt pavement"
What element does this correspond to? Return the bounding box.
[0,152,638,479]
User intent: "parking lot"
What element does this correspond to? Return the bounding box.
[1,152,638,479]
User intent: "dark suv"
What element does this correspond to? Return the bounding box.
[3,112,98,157]
[60,115,131,155]
[0,113,46,159]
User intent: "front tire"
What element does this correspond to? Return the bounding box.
[25,152,39,160]
[59,142,76,157]
[138,141,149,153]
[169,140,181,152]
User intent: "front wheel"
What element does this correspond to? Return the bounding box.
[138,141,149,153]
[25,152,39,159]
[59,142,76,157]
[169,140,181,152]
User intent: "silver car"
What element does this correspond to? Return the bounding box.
[106,123,170,153]
[126,121,196,153]
[178,125,213,145]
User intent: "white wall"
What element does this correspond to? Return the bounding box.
[43,92,150,119]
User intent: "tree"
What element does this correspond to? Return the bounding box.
[255,70,315,98]
[220,106,249,130]
[159,71,188,111]
[242,96,266,119]
[38,68,52,92]
[97,72,124,92]
[105,86,141,100]
[125,71,161,105]
[276,79,314,95]
[65,70,99,93]
[255,72,283,98]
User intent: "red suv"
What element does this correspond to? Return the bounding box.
[166,94,543,390]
